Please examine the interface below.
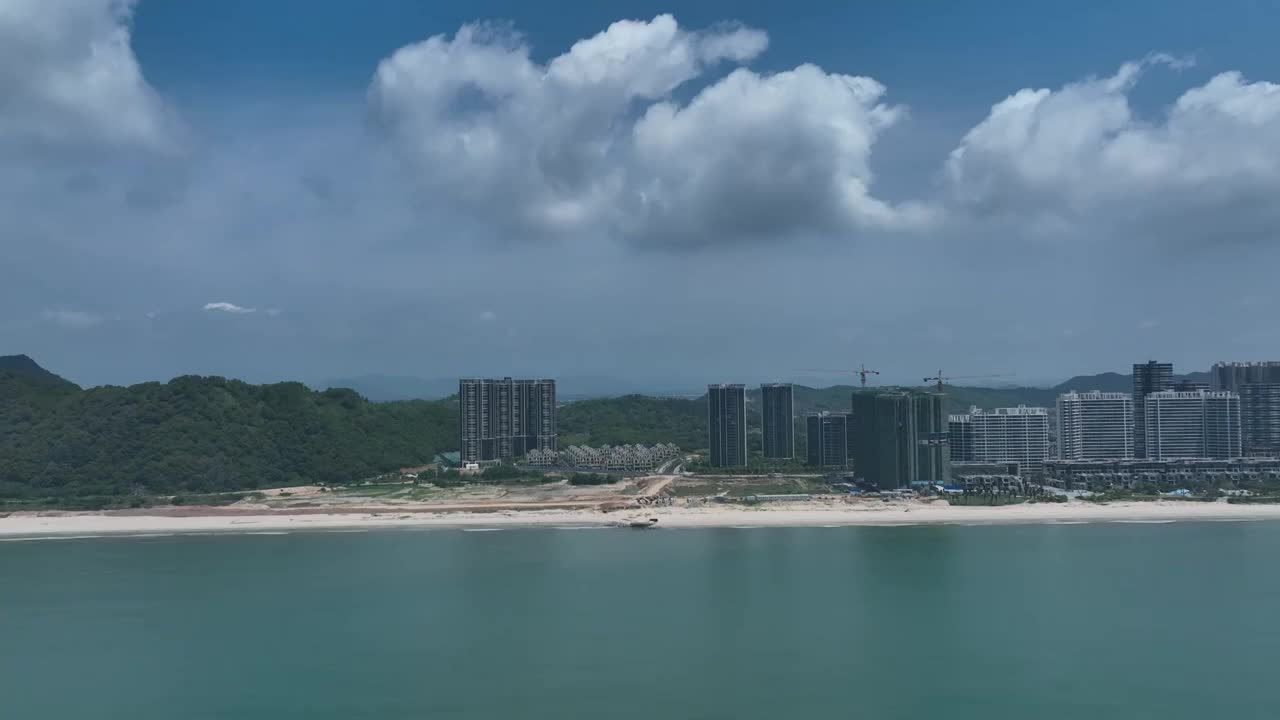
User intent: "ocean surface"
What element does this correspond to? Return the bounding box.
[4,522,1280,719]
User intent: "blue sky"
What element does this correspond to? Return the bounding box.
[4,0,1280,392]
[129,1,1275,104]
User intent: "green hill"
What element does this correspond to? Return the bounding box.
[558,394,704,449]
[0,357,455,501]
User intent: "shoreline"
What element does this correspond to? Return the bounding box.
[4,500,1280,539]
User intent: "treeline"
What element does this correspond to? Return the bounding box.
[0,359,455,499]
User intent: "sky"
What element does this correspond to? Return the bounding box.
[4,0,1280,391]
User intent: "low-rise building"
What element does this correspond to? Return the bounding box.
[527,443,680,472]
[1043,458,1280,491]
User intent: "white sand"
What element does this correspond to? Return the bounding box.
[3,500,1280,538]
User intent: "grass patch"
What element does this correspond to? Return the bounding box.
[332,483,412,498]
[946,495,1027,507]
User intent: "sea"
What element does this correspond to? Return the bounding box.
[3,521,1279,719]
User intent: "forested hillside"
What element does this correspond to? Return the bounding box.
[0,357,454,500]
[558,395,704,449]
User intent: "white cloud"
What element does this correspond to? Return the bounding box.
[0,0,177,152]
[627,64,935,245]
[39,309,103,329]
[203,302,255,314]
[944,56,1280,244]
[368,15,923,247]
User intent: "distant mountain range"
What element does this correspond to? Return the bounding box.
[3,353,1221,404]
[0,354,77,389]
[309,373,707,401]
[311,368,1218,403]
[1052,370,1214,395]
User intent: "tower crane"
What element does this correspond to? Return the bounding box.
[922,370,1014,393]
[796,364,881,387]
[854,364,880,388]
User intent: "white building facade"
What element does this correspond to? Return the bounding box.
[1144,390,1242,460]
[1057,391,1134,461]
[948,406,1050,478]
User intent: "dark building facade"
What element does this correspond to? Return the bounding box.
[806,413,849,468]
[948,415,976,462]
[1241,384,1280,457]
[458,378,557,463]
[849,390,950,489]
[708,384,748,467]
[1132,361,1174,459]
[1214,362,1280,457]
[760,383,795,460]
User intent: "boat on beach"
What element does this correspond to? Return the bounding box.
[627,518,659,529]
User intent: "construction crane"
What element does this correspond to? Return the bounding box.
[796,364,881,387]
[922,370,1014,393]
[853,364,880,388]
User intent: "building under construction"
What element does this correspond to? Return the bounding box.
[1213,361,1280,457]
[458,378,557,463]
[849,389,950,489]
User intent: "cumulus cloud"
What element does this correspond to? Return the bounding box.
[203,302,255,314]
[39,309,104,329]
[628,65,934,245]
[0,0,178,152]
[945,55,1280,244]
[369,14,922,247]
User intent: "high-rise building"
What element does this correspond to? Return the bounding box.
[1057,391,1134,460]
[949,413,976,464]
[1213,361,1280,392]
[1144,390,1242,460]
[1241,384,1280,457]
[948,406,1050,478]
[760,383,795,460]
[849,390,950,489]
[708,384,747,467]
[805,413,849,468]
[458,378,557,463]
[1133,361,1174,459]
[1213,362,1280,457]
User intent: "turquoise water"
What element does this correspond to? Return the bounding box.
[3,522,1280,719]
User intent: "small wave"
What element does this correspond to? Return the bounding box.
[1052,521,1092,525]
[1114,520,1175,524]
[462,527,505,532]
[729,525,763,529]
[0,534,113,542]
[244,531,290,535]
[552,525,607,530]
[323,529,370,533]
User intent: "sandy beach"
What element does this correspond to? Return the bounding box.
[4,500,1280,538]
